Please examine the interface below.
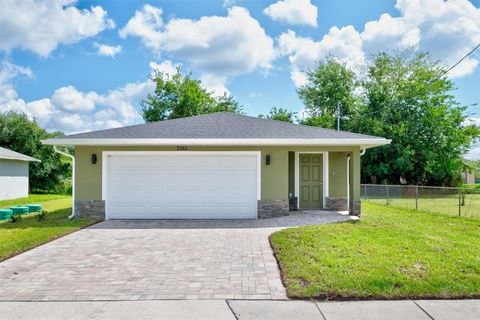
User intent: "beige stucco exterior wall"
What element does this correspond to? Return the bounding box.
[349,149,361,202]
[329,152,348,197]
[74,145,361,204]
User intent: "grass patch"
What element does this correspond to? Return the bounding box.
[0,194,70,208]
[270,202,480,300]
[0,195,100,261]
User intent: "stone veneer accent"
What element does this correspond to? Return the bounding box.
[349,200,361,216]
[75,200,291,220]
[325,196,348,211]
[257,200,290,219]
[75,200,105,219]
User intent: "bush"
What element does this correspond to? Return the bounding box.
[36,211,47,221]
[10,214,22,223]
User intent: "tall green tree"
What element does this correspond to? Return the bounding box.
[351,52,479,185]
[0,111,71,192]
[140,68,242,122]
[259,107,295,123]
[297,57,359,130]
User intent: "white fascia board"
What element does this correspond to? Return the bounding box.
[0,156,41,162]
[42,138,391,148]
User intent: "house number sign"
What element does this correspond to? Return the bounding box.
[176,146,188,151]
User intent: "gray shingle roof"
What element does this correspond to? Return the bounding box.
[0,147,40,162]
[53,112,384,140]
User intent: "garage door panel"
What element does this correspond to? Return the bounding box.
[107,154,258,219]
[109,206,146,215]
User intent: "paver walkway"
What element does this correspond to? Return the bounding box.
[0,211,350,301]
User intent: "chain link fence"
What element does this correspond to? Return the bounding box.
[361,184,480,219]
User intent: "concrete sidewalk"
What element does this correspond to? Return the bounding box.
[0,299,478,320]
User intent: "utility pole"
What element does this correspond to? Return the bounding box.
[336,104,341,131]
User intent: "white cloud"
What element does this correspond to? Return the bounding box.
[0,61,154,134]
[278,27,365,86]
[51,86,96,113]
[0,61,33,104]
[279,0,480,87]
[363,0,480,77]
[361,13,420,53]
[149,60,228,95]
[120,5,276,94]
[149,60,180,77]
[199,74,229,96]
[0,0,115,57]
[94,43,122,57]
[119,4,163,50]
[264,0,318,27]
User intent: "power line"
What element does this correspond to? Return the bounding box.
[431,42,480,83]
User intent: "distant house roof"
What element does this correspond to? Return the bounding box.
[42,112,391,149]
[0,147,40,162]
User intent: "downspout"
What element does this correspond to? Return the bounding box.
[53,146,75,219]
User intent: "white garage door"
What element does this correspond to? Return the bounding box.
[105,152,259,219]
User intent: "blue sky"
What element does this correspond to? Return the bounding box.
[0,0,479,158]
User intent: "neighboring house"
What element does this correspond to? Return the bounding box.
[0,147,40,200]
[461,167,476,185]
[43,112,390,220]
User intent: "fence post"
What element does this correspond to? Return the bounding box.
[364,185,367,201]
[458,189,461,217]
[415,185,418,210]
[386,185,389,205]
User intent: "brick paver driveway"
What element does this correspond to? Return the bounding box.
[0,211,351,301]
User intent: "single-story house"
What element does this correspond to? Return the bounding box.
[42,112,390,219]
[0,147,40,200]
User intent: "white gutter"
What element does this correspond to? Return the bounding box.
[53,146,75,219]
[42,138,391,149]
[360,149,366,156]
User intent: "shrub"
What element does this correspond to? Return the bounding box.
[10,214,22,223]
[36,211,47,221]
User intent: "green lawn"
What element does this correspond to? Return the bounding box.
[0,195,100,261]
[270,202,480,299]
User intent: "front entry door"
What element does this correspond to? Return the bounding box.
[300,154,323,209]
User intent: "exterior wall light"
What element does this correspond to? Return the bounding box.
[91,153,97,165]
[266,154,271,165]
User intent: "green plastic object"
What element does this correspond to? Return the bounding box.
[27,204,43,212]
[0,209,13,220]
[10,206,29,215]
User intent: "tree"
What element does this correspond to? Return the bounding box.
[140,68,242,122]
[297,57,359,130]
[259,107,295,123]
[211,93,243,114]
[0,111,71,192]
[350,52,479,185]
